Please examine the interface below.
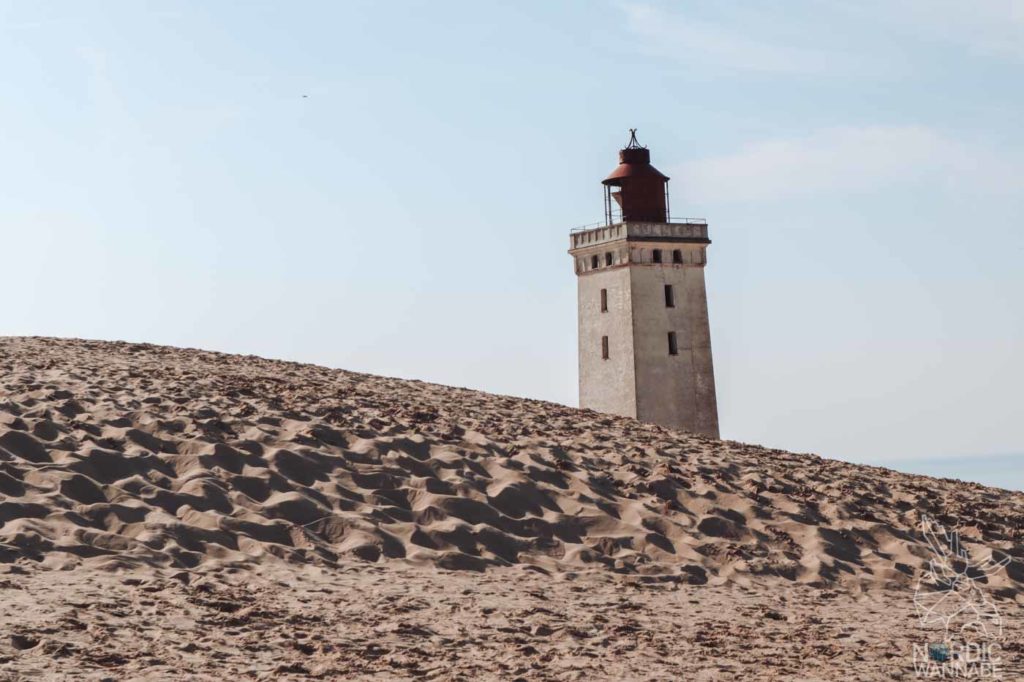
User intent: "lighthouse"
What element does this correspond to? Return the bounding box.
[568,131,719,438]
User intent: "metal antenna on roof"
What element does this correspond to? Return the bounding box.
[625,128,645,149]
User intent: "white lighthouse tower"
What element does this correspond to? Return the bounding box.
[568,131,719,438]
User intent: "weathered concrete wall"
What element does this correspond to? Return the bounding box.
[577,266,636,419]
[628,244,719,438]
[570,222,719,438]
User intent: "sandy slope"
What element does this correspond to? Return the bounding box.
[0,336,1022,679]
[4,563,1022,681]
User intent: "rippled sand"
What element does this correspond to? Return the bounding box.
[0,337,1021,679]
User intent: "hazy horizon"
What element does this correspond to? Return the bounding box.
[879,451,1024,492]
[2,2,1021,478]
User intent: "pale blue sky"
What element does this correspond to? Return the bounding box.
[2,1,1022,483]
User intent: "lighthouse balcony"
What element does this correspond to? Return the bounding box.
[569,220,709,251]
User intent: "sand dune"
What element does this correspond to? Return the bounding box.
[0,337,1022,679]
[0,336,1021,591]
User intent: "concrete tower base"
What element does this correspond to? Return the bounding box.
[569,221,719,438]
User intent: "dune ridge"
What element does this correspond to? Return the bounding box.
[0,336,1021,596]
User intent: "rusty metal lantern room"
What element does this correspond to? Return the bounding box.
[602,129,670,225]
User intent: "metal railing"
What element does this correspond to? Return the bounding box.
[570,222,606,233]
[571,216,707,233]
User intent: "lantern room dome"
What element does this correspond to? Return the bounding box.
[602,131,669,186]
